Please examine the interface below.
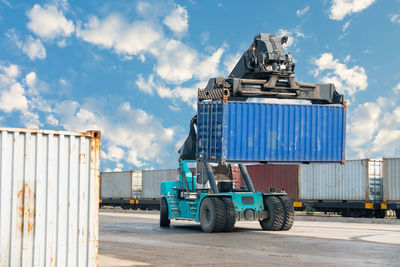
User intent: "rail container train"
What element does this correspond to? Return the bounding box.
[99,158,400,219]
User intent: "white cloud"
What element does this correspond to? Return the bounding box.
[155,39,197,82]
[163,4,188,35]
[57,39,67,47]
[53,98,179,167]
[104,145,125,162]
[312,53,368,97]
[0,64,28,113]
[223,52,241,75]
[342,20,351,31]
[0,64,42,128]
[46,114,59,126]
[200,31,210,45]
[390,14,400,24]
[138,54,146,62]
[195,47,225,81]
[276,28,305,47]
[296,5,310,16]
[25,72,36,87]
[135,74,155,95]
[348,102,380,149]
[372,129,400,153]
[0,82,28,113]
[346,95,400,158]
[394,82,400,92]
[6,31,46,61]
[329,0,376,20]
[155,40,225,83]
[77,14,162,56]
[22,36,46,60]
[78,8,225,85]
[27,4,74,39]
[135,74,199,108]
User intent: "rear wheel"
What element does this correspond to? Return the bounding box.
[221,198,236,232]
[260,196,284,231]
[396,210,400,219]
[278,196,294,231]
[160,197,170,227]
[199,197,226,233]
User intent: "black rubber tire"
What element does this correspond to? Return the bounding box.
[373,210,386,219]
[221,197,236,232]
[199,197,226,233]
[278,196,294,231]
[396,210,400,219]
[160,197,170,227]
[259,196,284,231]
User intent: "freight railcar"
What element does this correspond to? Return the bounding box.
[245,159,399,219]
[100,159,400,219]
[99,169,179,210]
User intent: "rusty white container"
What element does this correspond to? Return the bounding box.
[0,127,101,267]
[299,159,369,201]
[383,158,400,202]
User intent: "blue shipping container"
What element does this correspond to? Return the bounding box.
[197,101,346,163]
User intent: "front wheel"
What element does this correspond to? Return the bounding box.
[199,197,226,233]
[278,196,294,231]
[160,197,170,227]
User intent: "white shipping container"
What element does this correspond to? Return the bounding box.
[101,171,132,198]
[299,159,369,201]
[142,169,179,199]
[383,158,400,202]
[0,127,101,267]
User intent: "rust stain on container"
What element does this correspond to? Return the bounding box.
[16,183,36,237]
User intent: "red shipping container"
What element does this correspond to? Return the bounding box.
[231,166,242,189]
[246,164,299,201]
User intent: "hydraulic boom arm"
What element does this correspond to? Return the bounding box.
[198,33,343,104]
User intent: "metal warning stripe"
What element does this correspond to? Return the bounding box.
[198,89,225,100]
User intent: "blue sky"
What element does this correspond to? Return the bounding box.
[0,0,399,171]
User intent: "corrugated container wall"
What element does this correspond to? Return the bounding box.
[197,102,346,163]
[0,128,101,267]
[383,158,400,202]
[142,169,179,199]
[246,164,299,200]
[101,171,132,198]
[132,171,143,199]
[299,159,368,201]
